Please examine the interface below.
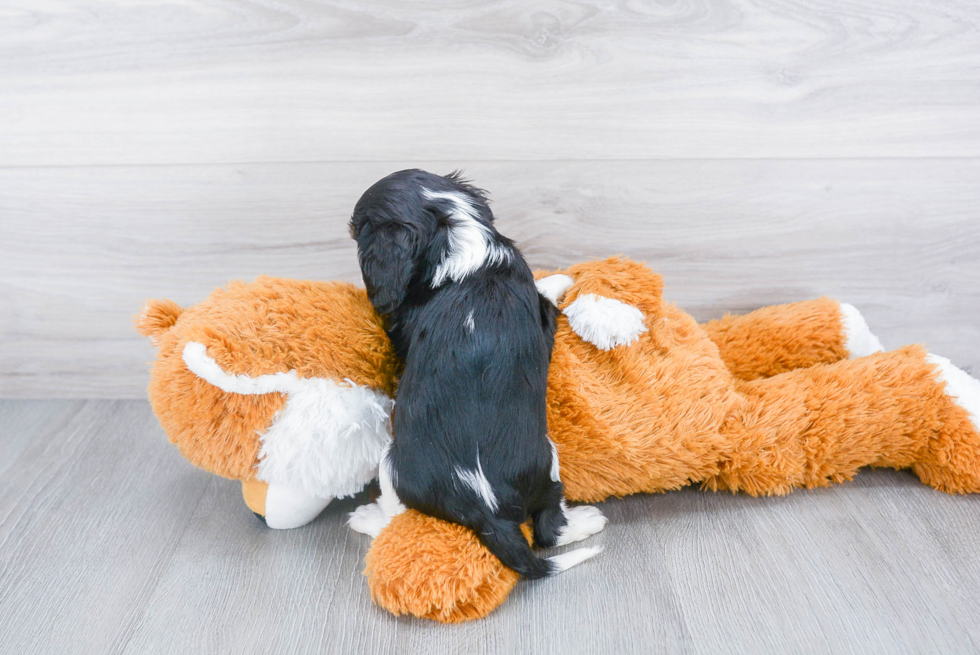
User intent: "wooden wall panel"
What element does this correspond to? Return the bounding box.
[2,159,977,397]
[1,0,979,165]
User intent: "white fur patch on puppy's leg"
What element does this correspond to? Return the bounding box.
[349,445,406,537]
[548,439,561,482]
[536,274,575,307]
[839,303,884,358]
[563,294,648,350]
[927,354,980,432]
[554,502,608,546]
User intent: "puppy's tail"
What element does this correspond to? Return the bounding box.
[477,515,602,579]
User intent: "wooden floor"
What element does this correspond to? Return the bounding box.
[3,399,980,654]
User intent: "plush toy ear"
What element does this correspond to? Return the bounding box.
[356,222,422,315]
[134,298,184,341]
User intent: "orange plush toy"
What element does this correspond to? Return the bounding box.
[137,258,980,622]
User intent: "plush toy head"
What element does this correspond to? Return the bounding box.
[135,277,400,528]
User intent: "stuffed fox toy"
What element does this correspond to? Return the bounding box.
[136,257,980,622]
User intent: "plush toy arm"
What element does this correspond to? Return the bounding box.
[701,298,883,381]
[535,257,664,351]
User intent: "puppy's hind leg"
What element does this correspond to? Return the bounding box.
[532,481,607,548]
[476,513,603,579]
[533,442,607,548]
[531,481,568,548]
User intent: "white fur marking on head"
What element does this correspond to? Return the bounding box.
[535,274,575,307]
[182,341,394,499]
[465,310,475,334]
[927,354,980,433]
[563,294,648,350]
[839,303,885,358]
[555,503,607,546]
[422,188,512,287]
[455,455,499,513]
[549,439,561,482]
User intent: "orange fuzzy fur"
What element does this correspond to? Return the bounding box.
[702,296,850,380]
[138,259,980,623]
[139,277,398,481]
[363,258,980,622]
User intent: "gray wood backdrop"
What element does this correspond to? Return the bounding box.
[1,0,978,397]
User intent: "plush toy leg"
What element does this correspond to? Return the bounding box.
[702,298,883,381]
[360,495,604,622]
[364,510,524,623]
[707,346,980,495]
[241,479,332,529]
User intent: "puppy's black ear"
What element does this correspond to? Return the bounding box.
[357,222,422,315]
[538,292,560,345]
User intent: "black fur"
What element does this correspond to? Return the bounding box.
[350,169,567,578]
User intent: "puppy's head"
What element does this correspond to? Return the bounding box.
[349,169,496,315]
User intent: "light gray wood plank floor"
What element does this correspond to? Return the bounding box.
[3,399,980,654]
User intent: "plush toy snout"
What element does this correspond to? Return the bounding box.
[241,479,335,529]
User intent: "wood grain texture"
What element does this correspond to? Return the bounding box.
[3,400,980,653]
[1,0,979,165]
[2,159,978,397]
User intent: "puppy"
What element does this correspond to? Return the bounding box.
[348,169,605,578]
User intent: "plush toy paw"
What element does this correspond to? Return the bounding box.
[364,509,523,623]
[241,479,333,529]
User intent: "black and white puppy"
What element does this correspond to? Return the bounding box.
[348,169,605,578]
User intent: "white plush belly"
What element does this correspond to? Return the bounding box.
[182,341,395,499]
[256,377,394,499]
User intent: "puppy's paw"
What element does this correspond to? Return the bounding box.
[556,505,607,546]
[348,501,390,538]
